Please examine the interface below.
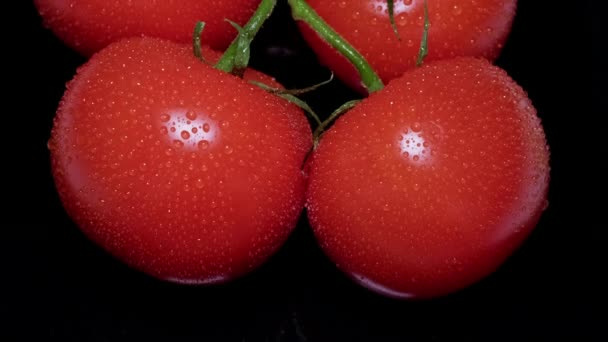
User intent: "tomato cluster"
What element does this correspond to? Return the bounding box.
[39,0,549,299]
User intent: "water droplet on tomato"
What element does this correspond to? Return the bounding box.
[203,123,211,133]
[198,140,210,150]
[181,131,190,140]
[185,110,197,120]
[160,113,170,122]
[452,5,462,16]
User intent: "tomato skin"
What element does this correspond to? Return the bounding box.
[299,0,516,93]
[49,38,311,284]
[34,0,260,56]
[306,57,549,299]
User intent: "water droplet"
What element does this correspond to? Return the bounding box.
[452,5,462,16]
[220,121,230,128]
[181,131,190,140]
[224,145,233,155]
[173,140,184,148]
[170,127,176,133]
[185,110,197,120]
[198,140,210,150]
[160,114,170,122]
[203,123,211,133]
[160,127,168,135]
[191,127,198,134]
[413,155,420,161]
[411,122,422,132]
[195,178,205,189]
[165,148,174,156]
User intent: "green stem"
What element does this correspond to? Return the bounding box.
[313,100,360,147]
[193,22,206,62]
[416,0,430,67]
[215,0,277,73]
[387,0,401,40]
[288,0,384,94]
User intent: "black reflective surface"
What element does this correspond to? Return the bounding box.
[7,1,601,341]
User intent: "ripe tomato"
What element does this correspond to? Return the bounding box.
[34,0,260,56]
[306,57,550,299]
[48,37,312,284]
[298,0,516,93]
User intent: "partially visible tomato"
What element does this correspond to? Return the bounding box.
[49,37,312,284]
[298,0,516,93]
[306,57,549,299]
[34,0,260,56]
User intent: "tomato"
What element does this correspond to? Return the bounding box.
[305,57,550,299]
[298,0,516,93]
[34,0,260,56]
[48,37,312,284]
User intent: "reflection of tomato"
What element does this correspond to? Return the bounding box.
[34,0,260,56]
[298,0,516,93]
[49,38,312,284]
[306,58,550,299]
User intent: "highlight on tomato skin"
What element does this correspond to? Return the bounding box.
[298,0,517,93]
[48,37,312,284]
[34,0,260,56]
[305,57,550,299]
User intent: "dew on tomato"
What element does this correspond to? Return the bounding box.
[160,109,219,150]
[298,0,517,93]
[306,57,550,299]
[34,0,260,56]
[49,38,311,284]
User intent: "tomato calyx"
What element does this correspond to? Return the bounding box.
[213,0,278,75]
[187,0,277,76]
[190,0,326,129]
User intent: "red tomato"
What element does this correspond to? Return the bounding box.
[48,37,312,284]
[306,57,550,299]
[34,0,260,56]
[298,0,516,93]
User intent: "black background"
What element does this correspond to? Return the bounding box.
[5,1,602,341]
